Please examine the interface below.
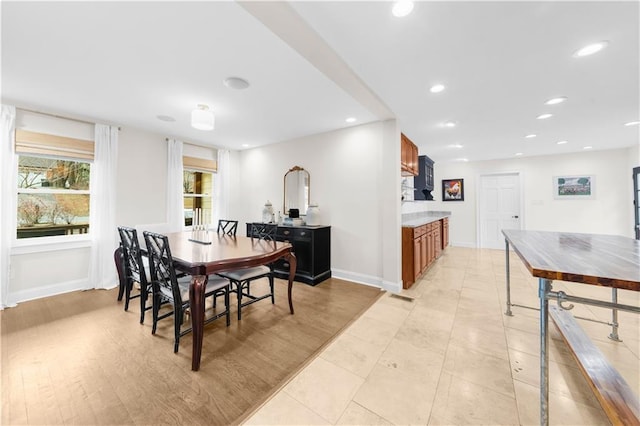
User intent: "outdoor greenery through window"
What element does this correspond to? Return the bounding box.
[183,170,212,227]
[17,156,90,239]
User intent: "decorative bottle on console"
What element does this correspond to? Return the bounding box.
[305,202,320,226]
[262,200,274,223]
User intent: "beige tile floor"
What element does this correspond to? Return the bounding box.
[244,247,639,425]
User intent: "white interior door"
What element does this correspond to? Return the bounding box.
[479,173,521,249]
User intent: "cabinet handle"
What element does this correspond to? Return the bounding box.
[300,232,306,236]
[284,230,290,235]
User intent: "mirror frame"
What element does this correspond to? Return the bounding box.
[283,166,310,216]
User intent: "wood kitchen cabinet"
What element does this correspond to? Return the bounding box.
[441,217,449,249]
[401,133,418,176]
[402,220,448,289]
[434,221,442,259]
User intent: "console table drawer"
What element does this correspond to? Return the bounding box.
[278,227,311,241]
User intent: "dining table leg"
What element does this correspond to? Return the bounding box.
[189,274,208,371]
[286,252,297,314]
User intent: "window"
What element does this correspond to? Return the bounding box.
[182,154,216,227]
[14,129,93,239]
[183,170,212,227]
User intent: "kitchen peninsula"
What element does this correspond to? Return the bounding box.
[401,211,451,288]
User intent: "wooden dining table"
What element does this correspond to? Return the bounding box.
[162,231,296,371]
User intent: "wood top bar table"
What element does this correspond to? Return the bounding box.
[165,232,296,371]
[502,230,640,425]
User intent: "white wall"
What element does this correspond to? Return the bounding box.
[115,127,168,227]
[8,122,169,304]
[406,147,635,247]
[231,120,402,291]
[8,117,403,303]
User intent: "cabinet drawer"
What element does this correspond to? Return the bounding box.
[278,227,311,241]
[414,225,428,238]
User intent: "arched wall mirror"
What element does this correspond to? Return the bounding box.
[284,166,310,215]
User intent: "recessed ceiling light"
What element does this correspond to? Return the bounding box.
[515,152,523,156]
[392,1,414,17]
[525,134,537,139]
[430,84,445,93]
[624,121,640,126]
[156,115,175,122]
[536,113,553,120]
[345,117,357,123]
[449,143,464,149]
[573,41,609,58]
[557,140,568,145]
[442,121,456,128]
[545,97,568,105]
[241,143,251,148]
[583,146,593,150]
[223,76,250,90]
[457,158,469,162]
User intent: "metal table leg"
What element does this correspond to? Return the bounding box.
[608,288,622,342]
[539,278,552,426]
[505,239,513,316]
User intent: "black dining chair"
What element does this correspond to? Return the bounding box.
[217,219,238,236]
[117,226,152,324]
[217,223,278,320]
[143,230,231,353]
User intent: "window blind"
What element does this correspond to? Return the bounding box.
[15,129,94,161]
[183,156,217,173]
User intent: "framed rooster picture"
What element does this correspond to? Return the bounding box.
[442,178,464,201]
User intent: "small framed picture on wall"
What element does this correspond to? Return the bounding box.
[442,178,464,201]
[553,175,595,200]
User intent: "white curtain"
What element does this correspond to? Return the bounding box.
[88,124,119,290]
[0,105,17,308]
[213,149,230,225]
[166,139,184,232]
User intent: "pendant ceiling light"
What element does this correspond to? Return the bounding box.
[191,104,215,131]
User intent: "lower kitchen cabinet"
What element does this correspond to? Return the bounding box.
[441,217,449,249]
[401,218,449,289]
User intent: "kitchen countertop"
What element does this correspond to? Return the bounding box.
[402,211,451,228]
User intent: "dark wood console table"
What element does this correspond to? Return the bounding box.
[246,223,331,285]
[502,230,640,425]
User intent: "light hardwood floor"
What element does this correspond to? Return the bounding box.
[1,277,382,425]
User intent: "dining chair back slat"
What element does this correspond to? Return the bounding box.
[117,226,151,323]
[217,219,238,236]
[249,223,278,245]
[217,222,278,320]
[143,230,231,352]
[143,231,182,306]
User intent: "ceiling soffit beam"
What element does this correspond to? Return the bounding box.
[238,1,395,121]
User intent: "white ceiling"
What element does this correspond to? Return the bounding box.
[2,1,639,163]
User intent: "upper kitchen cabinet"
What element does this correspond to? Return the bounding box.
[414,155,435,200]
[401,133,418,176]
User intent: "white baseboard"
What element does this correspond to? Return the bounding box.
[8,278,90,305]
[331,268,401,293]
[380,279,402,293]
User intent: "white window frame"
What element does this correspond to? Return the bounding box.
[13,155,93,249]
